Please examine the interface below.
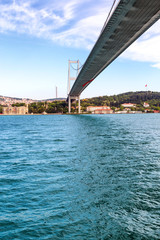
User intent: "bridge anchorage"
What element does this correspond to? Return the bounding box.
[67,60,81,114]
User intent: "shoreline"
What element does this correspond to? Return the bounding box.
[0,112,159,116]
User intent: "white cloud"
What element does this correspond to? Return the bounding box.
[0,0,159,69]
[52,13,108,49]
[152,63,160,69]
[0,0,81,34]
[0,0,112,47]
[121,20,160,69]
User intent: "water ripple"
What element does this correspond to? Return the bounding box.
[0,114,160,239]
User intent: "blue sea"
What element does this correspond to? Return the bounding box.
[0,114,160,240]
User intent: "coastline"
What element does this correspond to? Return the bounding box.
[0,112,159,116]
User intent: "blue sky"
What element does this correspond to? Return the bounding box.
[0,0,160,100]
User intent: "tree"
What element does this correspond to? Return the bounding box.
[111,106,116,111]
[0,106,3,113]
[120,105,124,111]
[12,103,26,107]
[131,107,136,111]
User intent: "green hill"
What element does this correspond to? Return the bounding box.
[81,91,160,109]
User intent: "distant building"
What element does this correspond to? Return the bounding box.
[144,108,150,113]
[3,106,28,115]
[87,106,113,114]
[121,103,136,108]
[143,102,150,108]
[115,110,128,114]
[87,106,110,111]
[94,108,113,114]
[0,95,35,106]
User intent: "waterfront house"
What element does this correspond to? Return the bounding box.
[87,106,113,114]
[121,103,136,108]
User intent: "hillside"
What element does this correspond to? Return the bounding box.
[81,91,160,108]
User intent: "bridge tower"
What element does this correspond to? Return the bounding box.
[68,60,80,114]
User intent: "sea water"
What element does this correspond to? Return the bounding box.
[0,114,160,239]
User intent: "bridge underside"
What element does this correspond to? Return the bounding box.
[68,0,160,100]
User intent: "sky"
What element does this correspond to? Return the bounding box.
[0,0,160,100]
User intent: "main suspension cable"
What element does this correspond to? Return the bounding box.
[70,62,84,71]
[101,0,117,33]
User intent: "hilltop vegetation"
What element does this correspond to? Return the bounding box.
[12,103,26,107]
[80,91,160,112]
[28,101,68,114]
[81,91,160,108]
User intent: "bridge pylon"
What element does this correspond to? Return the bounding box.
[68,60,81,114]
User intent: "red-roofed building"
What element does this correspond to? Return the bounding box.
[143,102,150,108]
[121,103,136,108]
[87,106,113,114]
[94,108,113,114]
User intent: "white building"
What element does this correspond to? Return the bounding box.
[121,103,136,108]
[87,106,113,114]
[87,106,110,112]
[143,102,150,108]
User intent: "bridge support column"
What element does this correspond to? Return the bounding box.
[68,95,71,113]
[78,96,81,114]
[68,95,81,114]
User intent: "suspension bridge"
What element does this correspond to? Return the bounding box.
[67,0,160,113]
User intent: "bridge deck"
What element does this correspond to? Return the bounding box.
[69,0,160,97]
